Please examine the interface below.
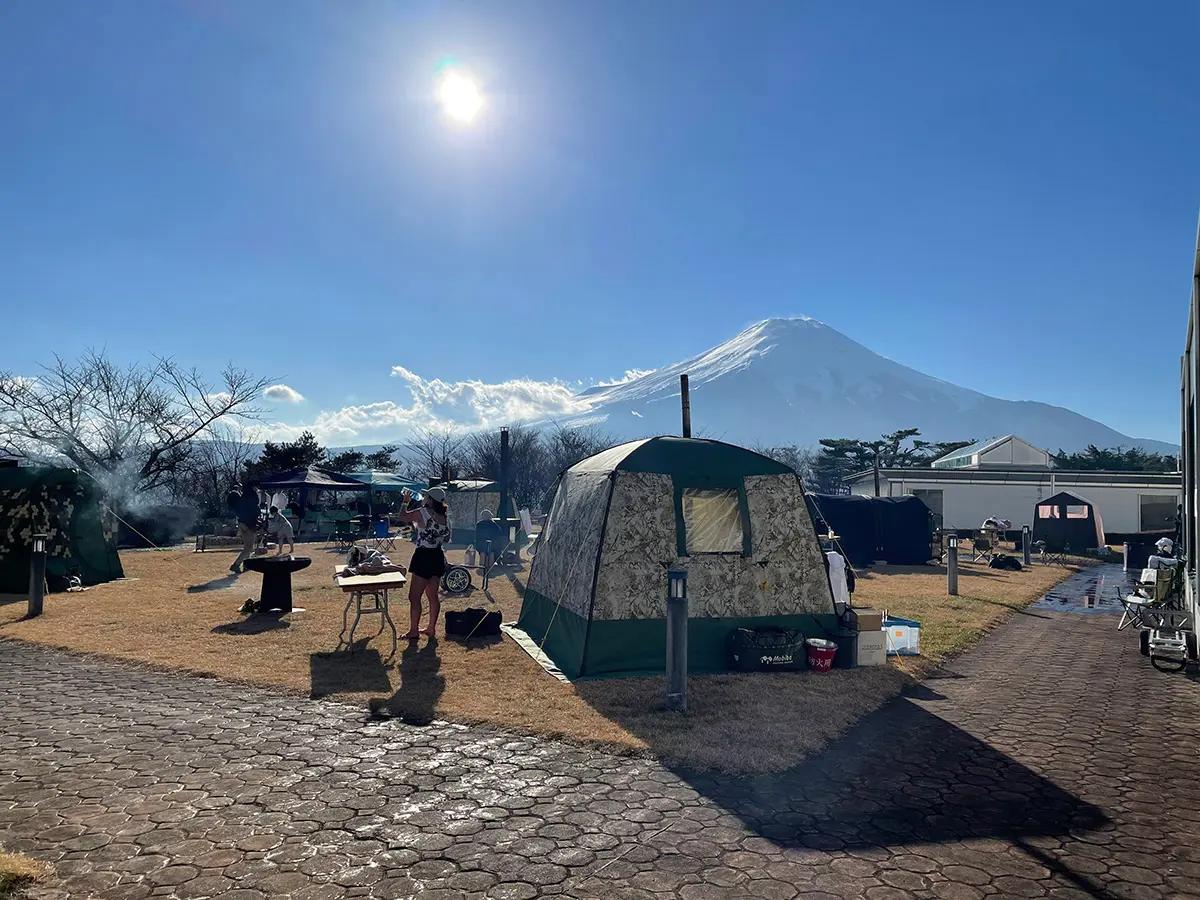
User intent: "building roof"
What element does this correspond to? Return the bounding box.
[931,436,1008,467]
[569,436,793,478]
[844,467,1181,487]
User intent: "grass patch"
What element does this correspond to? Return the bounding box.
[0,851,52,899]
[0,545,1081,774]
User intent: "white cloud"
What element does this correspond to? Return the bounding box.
[261,367,596,444]
[264,384,305,404]
[595,369,654,387]
[205,392,233,406]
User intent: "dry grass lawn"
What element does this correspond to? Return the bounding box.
[0,850,52,900]
[0,544,1083,773]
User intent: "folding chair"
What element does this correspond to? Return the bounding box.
[372,520,397,553]
[1036,540,1069,566]
[972,533,995,564]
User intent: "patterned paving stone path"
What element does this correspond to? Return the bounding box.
[4,568,1200,899]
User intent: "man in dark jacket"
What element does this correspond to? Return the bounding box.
[230,486,263,574]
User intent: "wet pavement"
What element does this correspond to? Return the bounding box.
[1031,563,1128,615]
[5,582,1200,899]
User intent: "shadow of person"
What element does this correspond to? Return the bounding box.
[367,638,444,726]
[211,613,291,635]
[310,641,392,699]
[186,574,240,594]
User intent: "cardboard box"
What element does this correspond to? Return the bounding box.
[856,630,887,666]
[848,607,883,632]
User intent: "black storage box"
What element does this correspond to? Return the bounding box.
[726,627,806,672]
[445,608,502,639]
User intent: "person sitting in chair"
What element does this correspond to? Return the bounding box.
[474,509,504,572]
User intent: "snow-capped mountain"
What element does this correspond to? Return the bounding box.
[569,318,1177,455]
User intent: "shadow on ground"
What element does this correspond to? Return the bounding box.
[186,574,240,593]
[366,638,444,726]
[212,614,290,635]
[310,643,392,699]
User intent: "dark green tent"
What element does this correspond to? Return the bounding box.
[0,466,124,593]
[512,437,836,679]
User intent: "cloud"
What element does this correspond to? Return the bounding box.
[261,367,596,444]
[264,384,305,404]
[595,369,654,387]
[205,392,233,406]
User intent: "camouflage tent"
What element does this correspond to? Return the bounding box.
[0,466,123,593]
[512,437,835,679]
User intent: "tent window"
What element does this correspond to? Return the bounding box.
[682,489,744,554]
[1065,505,1088,519]
[1038,506,1059,519]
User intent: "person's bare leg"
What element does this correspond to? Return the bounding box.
[421,579,440,636]
[404,576,425,639]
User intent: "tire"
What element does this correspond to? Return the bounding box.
[1139,629,1150,657]
[1152,655,1187,673]
[1188,631,1198,662]
[442,566,472,595]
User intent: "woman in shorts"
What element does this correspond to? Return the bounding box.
[395,486,451,638]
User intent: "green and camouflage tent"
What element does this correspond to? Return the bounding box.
[0,466,123,593]
[512,437,836,679]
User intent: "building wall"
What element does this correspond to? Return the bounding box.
[851,475,1179,534]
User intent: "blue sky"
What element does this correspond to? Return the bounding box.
[2,0,1198,445]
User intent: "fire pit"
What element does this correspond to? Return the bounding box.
[243,556,312,613]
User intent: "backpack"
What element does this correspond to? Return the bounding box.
[989,554,1023,571]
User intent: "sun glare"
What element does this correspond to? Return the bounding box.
[437,70,483,124]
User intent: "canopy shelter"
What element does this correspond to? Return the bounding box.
[1032,490,1106,552]
[253,467,370,527]
[511,437,835,680]
[345,472,427,494]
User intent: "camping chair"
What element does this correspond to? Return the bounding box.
[1035,540,1069,566]
[372,520,397,553]
[972,533,995,564]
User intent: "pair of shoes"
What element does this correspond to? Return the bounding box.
[229,564,241,574]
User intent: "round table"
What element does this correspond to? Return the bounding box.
[243,557,312,613]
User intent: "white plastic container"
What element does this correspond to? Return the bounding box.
[883,615,921,656]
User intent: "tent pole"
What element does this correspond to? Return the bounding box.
[499,426,511,553]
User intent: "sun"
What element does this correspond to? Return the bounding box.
[436,70,483,124]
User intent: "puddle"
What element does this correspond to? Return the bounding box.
[1030,564,1129,615]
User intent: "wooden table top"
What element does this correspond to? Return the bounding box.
[332,564,408,592]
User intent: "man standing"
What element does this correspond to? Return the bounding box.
[229,486,262,574]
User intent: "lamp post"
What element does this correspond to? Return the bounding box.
[666,569,688,712]
[28,533,47,618]
[947,534,959,596]
[1022,524,1032,567]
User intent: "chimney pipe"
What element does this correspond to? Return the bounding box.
[499,426,511,536]
[680,374,691,438]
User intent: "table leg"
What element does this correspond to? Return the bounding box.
[347,592,364,649]
[381,588,397,658]
[339,595,353,649]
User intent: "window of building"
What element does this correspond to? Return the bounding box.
[682,488,744,554]
[1065,505,1088,519]
[1140,494,1177,532]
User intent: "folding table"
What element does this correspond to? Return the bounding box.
[333,564,406,658]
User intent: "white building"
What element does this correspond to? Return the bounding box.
[845,435,1180,536]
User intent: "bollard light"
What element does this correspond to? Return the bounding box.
[33,534,46,554]
[28,533,48,618]
[665,569,688,712]
[948,534,958,550]
[668,568,688,600]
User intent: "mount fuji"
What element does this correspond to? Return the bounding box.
[568,318,1176,455]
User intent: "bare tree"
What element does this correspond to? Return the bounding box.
[462,424,550,508]
[402,426,466,484]
[168,423,263,516]
[543,423,615,476]
[752,443,817,489]
[0,350,269,505]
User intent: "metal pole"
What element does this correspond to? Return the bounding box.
[666,570,688,711]
[680,375,691,438]
[947,539,959,596]
[498,427,511,566]
[28,533,47,618]
[1022,525,1032,567]
[873,451,880,497]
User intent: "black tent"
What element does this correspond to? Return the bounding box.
[873,496,935,565]
[806,494,936,567]
[254,466,370,520]
[806,494,877,568]
[1032,491,1105,552]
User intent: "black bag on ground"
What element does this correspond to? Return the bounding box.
[445,608,502,639]
[726,627,806,672]
[989,554,1023,571]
